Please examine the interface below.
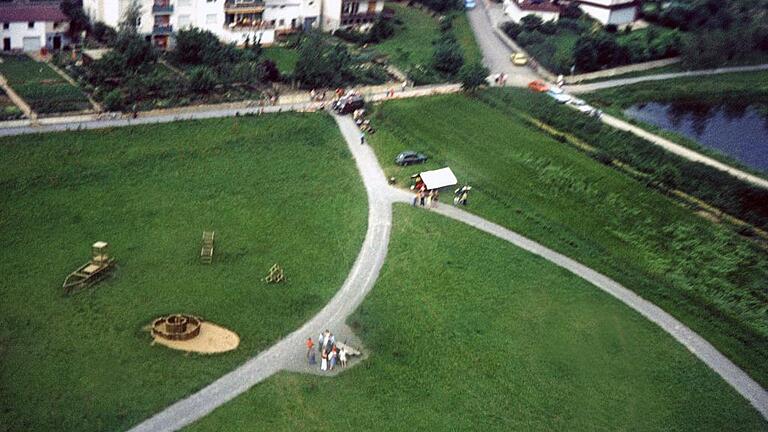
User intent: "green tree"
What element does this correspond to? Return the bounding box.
[294,32,353,88]
[119,0,143,34]
[458,62,489,92]
[60,0,91,41]
[432,38,464,75]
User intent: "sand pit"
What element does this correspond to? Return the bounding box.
[152,321,240,354]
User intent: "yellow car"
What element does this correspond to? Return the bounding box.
[510,53,528,66]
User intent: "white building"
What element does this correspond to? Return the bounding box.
[574,0,636,26]
[0,5,70,52]
[83,0,386,49]
[503,0,560,23]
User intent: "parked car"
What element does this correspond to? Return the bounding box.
[394,151,428,166]
[527,80,549,92]
[546,91,572,104]
[334,95,365,115]
[465,0,476,8]
[510,53,528,66]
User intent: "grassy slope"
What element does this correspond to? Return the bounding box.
[453,12,483,65]
[374,3,441,71]
[585,70,768,173]
[185,207,767,431]
[262,47,299,75]
[365,94,768,387]
[0,114,367,432]
[0,54,90,113]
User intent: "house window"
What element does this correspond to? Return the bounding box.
[278,19,284,26]
[206,14,217,24]
[178,14,191,28]
[2,23,9,30]
[28,21,35,28]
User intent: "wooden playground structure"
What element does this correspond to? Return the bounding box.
[200,231,215,264]
[62,241,115,293]
[265,264,285,283]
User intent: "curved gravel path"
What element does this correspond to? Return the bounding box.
[129,111,767,431]
[565,64,768,94]
[392,196,768,420]
[126,114,401,432]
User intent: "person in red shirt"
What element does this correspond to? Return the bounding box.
[306,337,314,361]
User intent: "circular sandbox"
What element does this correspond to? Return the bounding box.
[150,314,239,354]
[152,314,202,341]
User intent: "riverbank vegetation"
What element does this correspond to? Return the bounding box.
[185,207,767,431]
[367,92,768,388]
[0,113,367,432]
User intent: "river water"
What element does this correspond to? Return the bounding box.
[624,102,768,173]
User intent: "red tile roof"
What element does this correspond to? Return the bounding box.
[516,0,560,13]
[0,5,68,23]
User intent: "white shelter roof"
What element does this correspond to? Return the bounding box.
[420,167,458,190]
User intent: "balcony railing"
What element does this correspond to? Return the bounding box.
[224,0,265,11]
[152,24,173,34]
[152,3,174,13]
[225,21,274,30]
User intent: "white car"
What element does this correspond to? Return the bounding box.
[575,104,603,118]
[547,86,564,94]
[568,97,586,106]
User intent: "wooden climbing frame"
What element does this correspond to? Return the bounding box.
[200,231,215,264]
[265,264,285,283]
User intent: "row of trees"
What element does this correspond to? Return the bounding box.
[502,15,682,74]
[641,0,768,68]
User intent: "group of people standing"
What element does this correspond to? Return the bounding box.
[412,187,440,208]
[306,329,348,372]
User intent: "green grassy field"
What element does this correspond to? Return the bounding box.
[184,207,767,431]
[262,47,300,75]
[0,113,367,432]
[452,11,482,65]
[587,71,768,109]
[374,3,441,72]
[0,54,91,113]
[366,93,768,388]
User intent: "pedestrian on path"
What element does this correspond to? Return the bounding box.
[306,337,314,361]
[321,349,328,371]
[329,348,338,371]
[360,132,365,145]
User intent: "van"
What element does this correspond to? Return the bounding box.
[335,96,365,115]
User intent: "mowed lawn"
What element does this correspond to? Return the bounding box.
[0,114,367,432]
[185,207,767,431]
[366,93,768,388]
[0,54,91,113]
[372,3,480,73]
[262,47,300,75]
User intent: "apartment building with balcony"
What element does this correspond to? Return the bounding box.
[83,0,385,48]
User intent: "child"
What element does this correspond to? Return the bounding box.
[320,349,328,371]
[329,348,338,371]
[339,347,347,368]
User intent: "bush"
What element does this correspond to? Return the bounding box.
[539,21,557,35]
[103,89,123,111]
[261,60,280,82]
[458,61,490,92]
[605,24,618,33]
[294,32,354,88]
[520,15,543,33]
[188,66,218,94]
[515,30,544,47]
[501,21,523,39]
